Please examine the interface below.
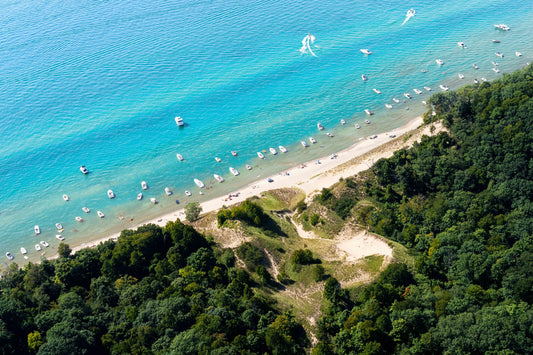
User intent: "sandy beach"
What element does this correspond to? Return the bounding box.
[65,115,439,256]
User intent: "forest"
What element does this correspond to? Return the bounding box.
[1,65,532,354]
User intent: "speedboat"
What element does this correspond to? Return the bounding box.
[473,63,479,69]
[364,109,373,115]
[326,132,334,137]
[458,73,465,79]
[492,67,500,73]
[279,145,288,153]
[365,119,371,124]
[301,141,309,148]
[215,157,221,162]
[494,24,510,31]
[246,164,252,170]
[63,194,69,201]
[137,193,143,200]
[56,234,65,241]
[80,165,89,174]
[360,49,372,55]
[151,197,158,204]
[231,150,238,156]
[406,8,415,18]
[257,152,265,159]
[424,86,432,91]
[495,52,504,58]
[185,191,192,197]
[355,123,361,129]
[176,154,184,161]
[35,244,41,251]
[373,88,381,94]
[34,225,41,235]
[474,78,479,84]
[55,223,63,231]
[141,181,148,190]
[413,89,422,94]
[194,179,205,188]
[404,93,412,99]
[175,116,184,126]
[492,39,500,43]
[107,189,115,199]
[20,247,27,255]
[317,123,324,130]
[82,207,90,213]
[214,174,224,183]
[269,147,277,155]
[361,74,368,81]
[97,210,105,218]
[40,241,49,248]
[516,52,522,57]
[436,59,444,65]
[439,84,449,91]
[229,167,240,176]
[6,252,14,260]
[309,137,317,144]
[385,104,392,109]
[165,187,173,195]
[340,119,346,125]
[392,98,400,103]
[457,42,466,48]
[75,216,83,222]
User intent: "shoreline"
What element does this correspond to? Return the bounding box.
[63,115,431,256]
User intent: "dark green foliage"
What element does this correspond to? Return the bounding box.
[309,213,320,226]
[235,242,264,271]
[185,201,202,222]
[290,249,319,266]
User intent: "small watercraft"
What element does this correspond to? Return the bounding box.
[279,145,288,153]
[317,123,324,130]
[360,49,372,55]
[6,252,14,260]
[215,157,221,162]
[214,174,224,183]
[137,193,143,200]
[516,51,522,57]
[176,154,184,161]
[34,225,41,235]
[361,74,368,81]
[185,191,192,197]
[492,39,500,43]
[20,247,27,255]
[436,59,444,65]
[63,194,69,201]
[392,98,400,103]
[165,187,173,195]
[97,211,105,218]
[301,141,309,148]
[80,165,89,174]
[257,152,265,159]
[55,223,63,231]
[495,52,504,58]
[175,116,184,126]
[56,234,65,241]
[458,73,465,79]
[193,179,205,188]
[492,67,500,73]
[404,93,412,99]
[473,63,479,69]
[373,88,381,94]
[492,61,499,66]
[413,89,422,94]
[481,77,487,82]
[269,147,277,155]
[355,123,361,129]
[231,151,238,156]
[457,42,466,48]
[82,207,90,213]
[246,164,252,170]
[385,104,392,109]
[494,24,510,31]
[151,197,158,204]
[340,119,346,125]
[309,137,317,144]
[326,132,334,137]
[35,244,42,251]
[229,167,239,176]
[141,181,148,190]
[365,119,371,124]
[75,216,83,222]
[474,78,479,84]
[107,189,115,199]
[40,241,49,248]
[364,109,373,115]
[422,100,427,105]
[424,86,432,91]
[440,84,449,91]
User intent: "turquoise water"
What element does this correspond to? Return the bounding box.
[0,0,531,265]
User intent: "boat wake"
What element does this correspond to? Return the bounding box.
[299,34,317,57]
[401,8,415,26]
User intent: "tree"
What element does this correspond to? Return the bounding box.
[28,331,43,353]
[185,202,202,222]
[57,243,71,259]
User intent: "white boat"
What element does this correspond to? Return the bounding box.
[373,88,381,94]
[176,154,184,161]
[481,77,488,82]
[175,116,184,126]
[492,67,500,73]
[279,145,287,153]
[151,197,158,204]
[392,98,400,103]
[474,78,479,84]
[229,167,239,176]
[40,241,49,248]
[385,104,392,109]
[364,109,373,115]
[20,247,27,255]
[137,193,143,200]
[75,216,83,222]
[56,223,63,231]
[457,42,466,48]
[326,132,334,137]
[141,181,148,190]
[424,86,432,91]
[184,191,192,197]
[360,49,372,55]
[422,100,427,105]
[458,73,465,79]
[97,210,105,218]
[80,165,89,174]
[369,134,378,139]
[35,244,41,251]
[492,61,499,66]
[365,119,371,124]
[194,179,205,188]
[355,123,361,129]
[301,141,309,148]
[473,63,479,69]
[246,164,252,170]
[494,24,510,31]
[165,187,173,195]
[436,59,444,65]
[257,151,265,159]
[107,189,115,199]
[63,194,69,201]
[413,89,422,94]
[516,51,522,57]
[340,119,346,125]
[34,225,40,235]
[6,252,14,260]
[269,147,277,155]
[56,234,65,241]
[492,39,501,43]
[215,157,221,162]
[440,84,449,91]
[214,174,224,183]
[406,8,415,18]
[82,207,90,213]
[361,74,368,81]
[231,150,238,156]
[317,123,324,130]
[309,137,317,144]
[495,52,504,58]
[404,93,412,99]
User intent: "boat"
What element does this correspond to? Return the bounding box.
[257,152,265,159]
[492,61,499,66]
[269,147,277,155]
[137,193,143,200]
[326,132,334,137]
[355,123,361,129]
[413,89,422,94]
[424,86,432,91]
[473,78,479,84]
[422,100,427,105]
[56,234,65,241]
[246,164,252,170]
[75,216,83,222]
[176,154,184,161]
[481,77,488,82]
[365,119,371,124]
[516,51,522,57]
[317,123,324,130]
[457,42,466,48]
[373,88,381,94]
[34,225,40,235]
[165,187,173,195]
[279,145,287,153]
[80,165,89,174]
[6,252,13,260]
[340,119,346,125]
[185,191,192,197]
[385,104,392,109]
[392,98,400,103]
[97,210,105,218]
[369,135,378,139]
[56,223,63,231]
[20,247,27,255]
[107,189,115,199]
[151,197,158,204]
[309,137,317,144]
[492,67,500,73]
[406,8,415,18]
[82,207,90,213]
[458,73,465,79]
[494,24,510,31]
[214,174,224,183]
[301,141,309,148]
[231,150,238,156]
[440,84,449,91]
[492,39,500,43]
[495,52,504,58]
[360,49,372,55]
[364,109,373,115]
[63,194,69,201]
[175,116,184,126]
[141,181,148,190]
[229,167,239,176]
[436,59,444,65]
[194,179,205,188]
[215,157,221,162]
[473,63,479,69]
[404,93,412,99]
[40,241,49,248]
[35,244,41,251]
[361,74,368,81]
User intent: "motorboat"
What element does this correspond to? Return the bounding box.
[165,187,173,195]
[267,177,274,183]
[151,197,158,204]
[229,167,239,176]
[495,52,504,58]
[40,241,49,248]
[392,98,400,103]
[365,119,371,124]
[424,86,432,91]
[34,225,41,235]
[257,151,265,159]
[385,104,392,109]
[6,252,14,260]
[246,164,252,170]
[457,42,466,48]
[406,8,415,18]
[516,52,522,57]
[20,247,27,255]
[474,78,479,84]
[176,154,184,161]
[80,165,89,174]
[317,123,324,130]
[107,189,115,199]
[494,24,510,31]
[492,67,500,73]
[82,207,90,213]
[35,244,42,251]
[185,191,192,197]
[340,119,346,125]
[309,137,317,144]
[56,234,65,241]
[269,147,277,155]
[440,84,449,91]
[458,73,465,79]
[360,49,372,55]
[492,61,499,66]
[175,116,184,126]
[492,39,500,43]
[481,77,488,82]
[279,145,288,153]
[137,193,143,200]
[231,150,238,156]
[361,74,368,81]
[75,216,83,222]
[422,100,427,105]
[194,179,205,188]
[404,93,412,99]
[214,174,224,183]
[326,132,334,137]
[373,88,381,94]
[63,194,69,201]
[436,59,444,65]
[56,223,63,231]
[473,63,479,69]
[97,210,105,218]
[301,141,309,148]
[364,109,373,115]
[141,181,148,190]
[215,157,221,162]
[413,89,422,94]
[355,123,361,129]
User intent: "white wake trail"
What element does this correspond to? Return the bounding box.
[306,34,317,57]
